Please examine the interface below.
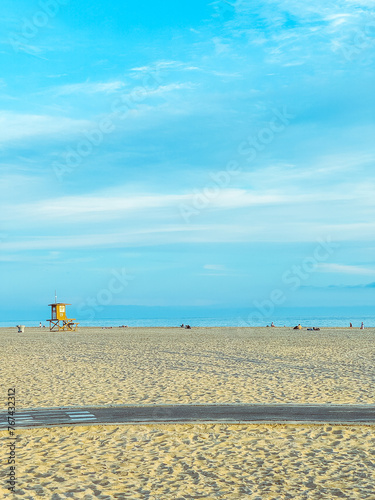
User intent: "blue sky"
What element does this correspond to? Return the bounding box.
[1,0,375,319]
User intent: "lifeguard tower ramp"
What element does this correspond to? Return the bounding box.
[47,302,78,332]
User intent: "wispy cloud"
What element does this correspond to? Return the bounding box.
[0,112,92,143]
[203,264,226,271]
[117,82,196,101]
[54,80,126,96]
[131,60,195,72]
[0,226,215,251]
[2,187,352,224]
[8,193,189,221]
[3,38,48,58]
[317,263,375,276]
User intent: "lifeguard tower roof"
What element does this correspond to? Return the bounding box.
[48,302,71,306]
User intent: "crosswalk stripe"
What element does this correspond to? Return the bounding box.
[68,414,96,417]
[66,412,93,415]
[69,417,97,420]
[66,413,96,418]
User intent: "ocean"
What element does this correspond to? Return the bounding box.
[1,306,374,328]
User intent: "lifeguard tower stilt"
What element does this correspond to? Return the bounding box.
[47,293,78,331]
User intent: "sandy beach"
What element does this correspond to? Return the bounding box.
[1,424,374,499]
[1,327,374,408]
[1,326,374,498]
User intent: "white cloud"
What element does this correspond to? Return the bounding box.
[2,187,340,224]
[2,219,375,252]
[131,61,184,72]
[130,61,201,77]
[118,83,196,102]
[317,263,375,276]
[4,38,48,58]
[6,193,189,222]
[2,180,373,229]
[0,112,92,143]
[54,80,126,96]
[204,264,226,271]
[0,226,213,251]
[325,13,354,27]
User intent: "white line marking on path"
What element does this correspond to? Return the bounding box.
[71,417,96,422]
[68,414,96,418]
[66,411,97,420]
[66,411,92,414]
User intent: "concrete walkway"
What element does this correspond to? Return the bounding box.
[1,405,375,429]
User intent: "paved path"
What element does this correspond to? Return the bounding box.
[1,405,375,429]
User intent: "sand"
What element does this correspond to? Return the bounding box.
[0,327,374,408]
[1,424,374,499]
[1,326,374,499]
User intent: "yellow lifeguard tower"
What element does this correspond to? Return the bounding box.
[47,293,78,331]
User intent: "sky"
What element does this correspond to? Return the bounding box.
[1,0,375,320]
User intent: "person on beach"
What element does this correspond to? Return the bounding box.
[360,322,365,329]
[350,323,353,328]
[271,322,276,327]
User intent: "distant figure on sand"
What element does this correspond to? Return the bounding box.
[271,322,276,327]
[350,323,353,328]
[185,325,191,329]
[360,322,365,329]
[293,324,302,330]
[39,322,42,328]
[180,324,184,328]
